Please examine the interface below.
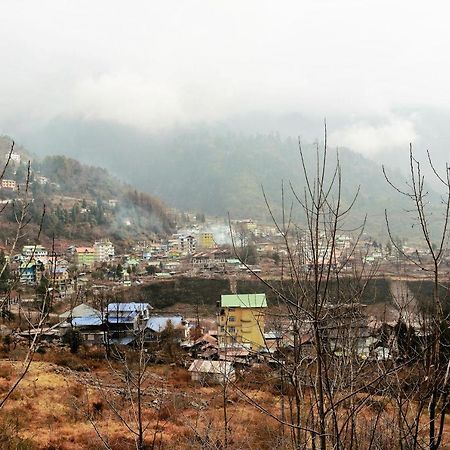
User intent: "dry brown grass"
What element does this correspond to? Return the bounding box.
[1,356,450,449]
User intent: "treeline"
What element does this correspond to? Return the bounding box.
[130,277,394,311]
[36,155,117,199]
[131,277,232,309]
[50,125,425,237]
[0,151,175,240]
[407,280,450,315]
[125,190,174,233]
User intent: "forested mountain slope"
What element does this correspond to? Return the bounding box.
[0,136,174,243]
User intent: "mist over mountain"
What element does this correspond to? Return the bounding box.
[2,1,450,243]
[14,117,446,240]
[0,136,174,244]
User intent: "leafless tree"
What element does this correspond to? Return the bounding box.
[384,145,450,449]
[227,126,408,449]
[0,140,48,411]
[87,325,170,450]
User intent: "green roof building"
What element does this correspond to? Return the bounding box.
[218,293,267,350]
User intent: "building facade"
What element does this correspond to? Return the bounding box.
[75,247,97,267]
[217,293,267,351]
[94,239,115,262]
[178,235,196,254]
[197,232,215,249]
[1,179,16,190]
[22,245,48,261]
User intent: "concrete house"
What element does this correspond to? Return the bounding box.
[94,239,115,262]
[135,314,187,343]
[19,259,42,284]
[59,303,104,344]
[107,302,153,328]
[75,247,96,268]
[217,294,267,351]
[107,302,153,345]
[22,245,48,261]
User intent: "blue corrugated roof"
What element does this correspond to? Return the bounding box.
[107,302,152,312]
[107,315,136,324]
[146,316,183,332]
[72,316,103,327]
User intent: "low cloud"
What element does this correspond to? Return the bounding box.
[329,116,417,157]
[0,0,448,158]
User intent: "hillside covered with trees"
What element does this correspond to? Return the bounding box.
[23,120,442,238]
[0,136,174,243]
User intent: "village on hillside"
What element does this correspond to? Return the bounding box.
[1,143,449,447]
[0,215,444,370]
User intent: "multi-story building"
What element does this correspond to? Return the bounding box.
[19,260,41,284]
[9,152,21,164]
[52,266,70,291]
[235,219,257,233]
[74,247,97,267]
[1,179,16,190]
[197,232,216,249]
[191,249,230,270]
[94,239,115,262]
[22,245,48,262]
[178,235,196,254]
[217,293,267,351]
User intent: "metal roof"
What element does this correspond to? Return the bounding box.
[146,316,183,332]
[220,294,267,308]
[75,247,95,253]
[188,359,234,375]
[109,336,135,346]
[107,302,152,312]
[107,315,136,324]
[60,303,102,320]
[72,316,103,327]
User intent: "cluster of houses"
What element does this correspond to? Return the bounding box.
[11,231,254,294]
[13,240,116,290]
[17,245,70,289]
[9,218,413,298]
[58,301,185,346]
[21,290,424,384]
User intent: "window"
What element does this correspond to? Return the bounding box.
[228,316,236,322]
[228,327,236,334]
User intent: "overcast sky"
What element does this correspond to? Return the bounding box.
[2,0,450,158]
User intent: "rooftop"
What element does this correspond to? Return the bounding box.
[71,316,103,327]
[188,359,234,375]
[107,302,152,312]
[59,303,102,320]
[220,293,267,308]
[146,315,183,332]
[75,247,96,253]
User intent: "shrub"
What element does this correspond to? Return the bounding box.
[92,400,103,416]
[170,368,191,385]
[62,328,83,354]
[0,417,37,450]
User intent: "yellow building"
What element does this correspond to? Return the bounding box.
[74,247,97,268]
[217,293,267,351]
[197,232,215,249]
